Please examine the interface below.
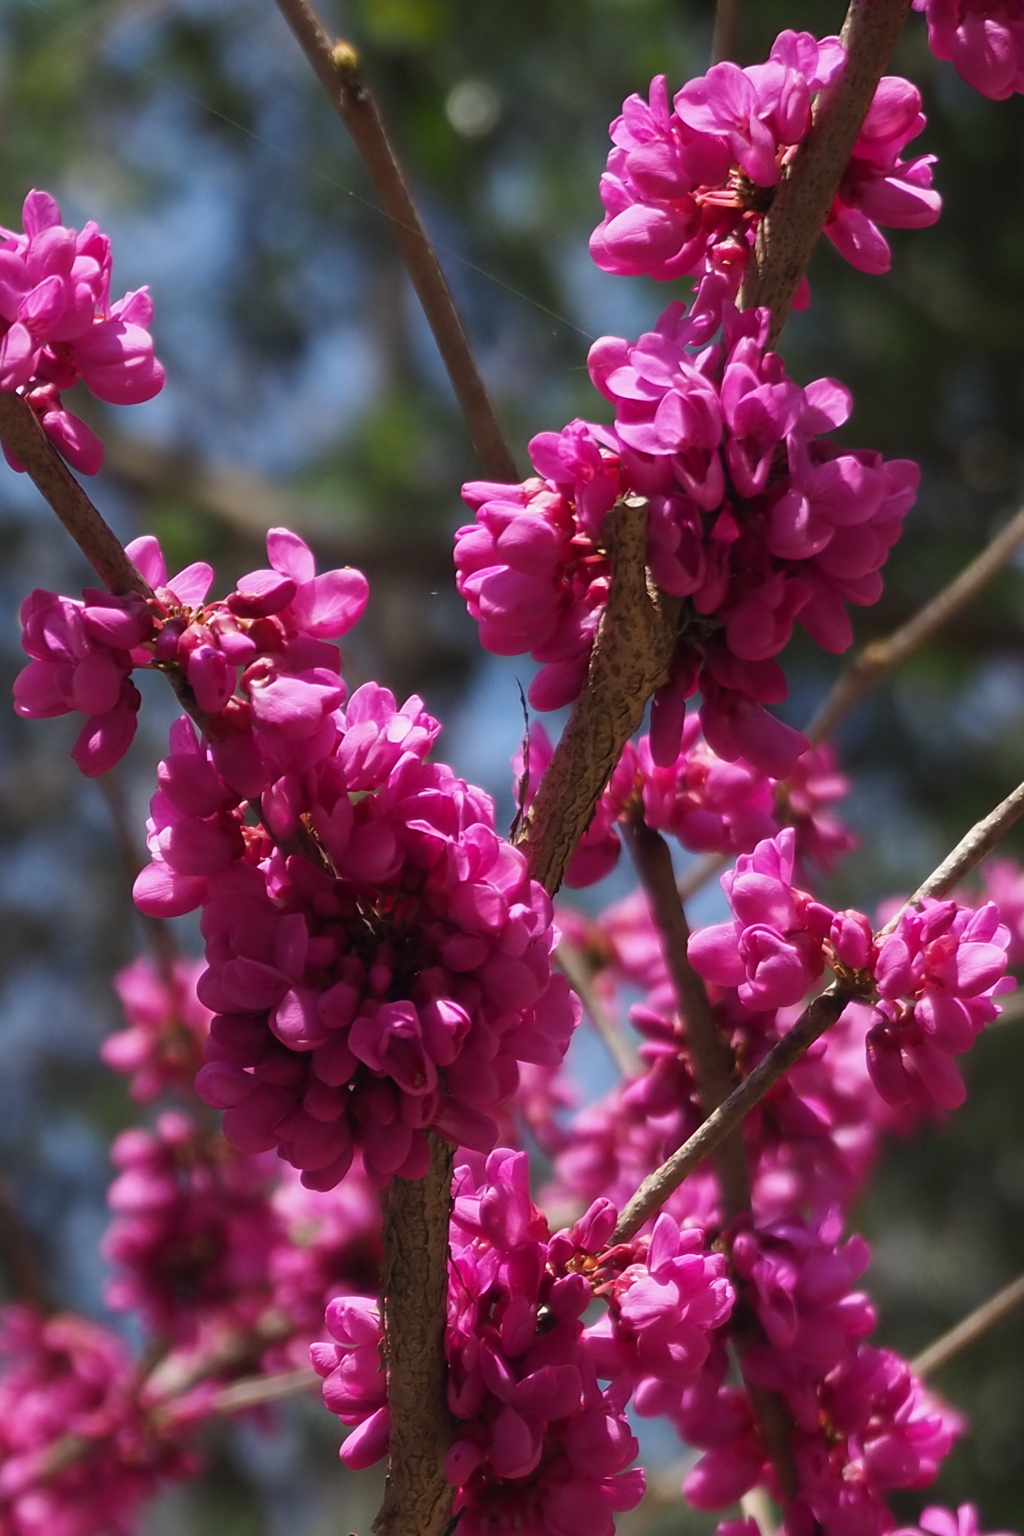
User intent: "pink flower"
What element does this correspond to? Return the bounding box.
[914,0,1024,99]
[0,191,164,473]
[866,898,1012,1111]
[895,1506,1020,1536]
[688,829,832,1010]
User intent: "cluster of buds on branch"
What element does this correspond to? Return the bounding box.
[3,2,1024,1536]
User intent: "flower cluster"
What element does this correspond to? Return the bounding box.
[678,1214,964,1530]
[518,717,853,891]
[866,898,1012,1111]
[101,956,211,1101]
[101,1111,279,1342]
[0,1307,195,1536]
[688,829,1013,1111]
[137,679,579,1187]
[0,191,164,473]
[914,0,1024,100]
[314,1149,650,1535]
[457,292,918,776]
[14,527,368,780]
[590,33,940,286]
[314,1152,739,1536]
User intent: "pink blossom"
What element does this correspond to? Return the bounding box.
[0,192,164,473]
[824,78,941,276]
[590,38,936,288]
[895,1506,1020,1536]
[866,898,1012,1111]
[102,1111,278,1342]
[101,956,211,1101]
[688,829,832,1009]
[0,1305,195,1536]
[914,0,1024,99]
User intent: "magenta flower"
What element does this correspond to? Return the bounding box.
[0,1305,195,1535]
[914,0,1024,99]
[0,191,164,473]
[102,955,212,1101]
[895,1506,1020,1536]
[590,35,935,288]
[688,829,832,1010]
[866,898,1012,1110]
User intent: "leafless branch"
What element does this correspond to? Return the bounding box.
[807,501,1024,745]
[271,0,517,484]
[373,1132,455,1536]
[556,942,640,1078]
[711,0,741,64]
[611,981,856,1245]
[912,1272,1024,1379]
[621,816,749,1218]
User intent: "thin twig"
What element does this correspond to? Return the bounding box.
[271,0,517,484]
[911,1273,1024,1379]
[210,1365,319,1412]
[556,942,640,1078]
[0,394,152,597]
[901,776,1024,915]
[711,0,741,64]
[677,850,729,905]
[621,816,749,1219]
[807,501,1024,745]
[611,982,856,1244]
[739,0,913,343]
[515,497,678,894]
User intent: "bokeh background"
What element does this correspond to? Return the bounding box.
[1,0,1024,1529]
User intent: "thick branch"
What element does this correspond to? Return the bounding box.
[807,501,1024,745]
[739,0,913,342]
[373,1132,455,1536]
[271,0,517,484]
[911,1273,1024,1379]
[711,0,741,64]
[612,982,855,1244]
[515,497,677,894]
[622,816,750,1219]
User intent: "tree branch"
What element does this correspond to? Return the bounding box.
[806,501,1024,745]
[901,775,1024,914]
[556,942,640,1078]
[270,0,517,484]
[0,394,152,597]
[739,0,913,343]
[621,815,749,1219]
[373,1132,455,1536]
[611,981,856,1245]
[514,497,678,894]
[711,0,741,65]
[911,1272,1024,1379]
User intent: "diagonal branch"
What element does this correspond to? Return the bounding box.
[611,981,856,1245]
[621,815,749,1218]
[739,0,914,343]
[806,500,1024,745]
[0,394,151,597]
[270,0,517,484]
[911,1272,1024,1379]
